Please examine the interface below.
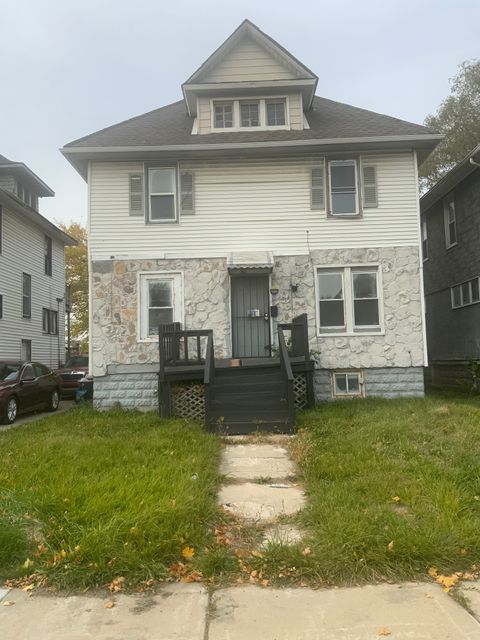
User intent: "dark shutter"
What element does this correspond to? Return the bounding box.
[180,171,194,215]
[129,173,144,216]
[311,167,325,210]
[362,165,378,208]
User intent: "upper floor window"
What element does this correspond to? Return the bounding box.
[148,167,177,223]
[214,102,233,129]
[42,308,58,335]
[444,197,457,248]
[266,100,286,126]
[421,217,428,261]
[44,235,52,276]
[212,97,289,131]
[240,101,260,127]
[22,273,31,318]
[317,266,381,334]
[328,160,359,216]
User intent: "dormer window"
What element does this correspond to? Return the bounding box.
[266,100,286,126]
[240,101,260,127]
[214,102,233,129]
[211,97,289,131]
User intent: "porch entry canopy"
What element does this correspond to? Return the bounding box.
[227,251,274,275]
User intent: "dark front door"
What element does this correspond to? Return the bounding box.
[231,275,271,358]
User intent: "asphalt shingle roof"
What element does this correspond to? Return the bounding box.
[65,96,436,149]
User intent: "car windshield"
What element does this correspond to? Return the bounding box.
[0,364,21,382]
[65,357,88,368]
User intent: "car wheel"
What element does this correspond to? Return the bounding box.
[47,389,60,412]
[3,396,19,424]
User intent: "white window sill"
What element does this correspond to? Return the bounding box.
[317,330,385,338]
[445,242,458,250]
[137,337,159,343]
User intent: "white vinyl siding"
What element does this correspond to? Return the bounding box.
[0,206,66,368]
[88,152,420,259]
[202,36,298,83]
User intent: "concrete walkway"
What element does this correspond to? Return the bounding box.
[218,439,306,543]
[1,582,479,639]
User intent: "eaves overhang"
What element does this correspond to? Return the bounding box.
[61,133,443,181]
[420,143,480,213]
[0,162,55,197]
[0,189,77,246]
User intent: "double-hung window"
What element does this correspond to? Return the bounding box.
[240,101,260,127]
[444,197,457,248]
[451,276,480,309]
[317,266,381,334]
[139,272,183,340]
[22,273,31,318]
[266,100,286,126]
[214,102,233,128]
[44,235,52,276]
[148,168,177,222]
[328,160,359,216]
[42,308,58,335]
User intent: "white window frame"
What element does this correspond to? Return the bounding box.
[315,264,384,336]
[317,270,346,333]
[147,167,178,224]
[213,101,234,129]
[210,96,290,132]
[421,218,428,261]
[451,276,480,310]
[328,159,359,217]
[137,271,184,342]
[351,268,381,332]
[332,370,365,398]
[443,197,457,249]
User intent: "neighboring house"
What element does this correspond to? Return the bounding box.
[421,143,480,390]
[62,20,441,416]
[0,154,76,368]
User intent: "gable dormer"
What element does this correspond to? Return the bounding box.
[0,154,54,211]
[182,20,317,134]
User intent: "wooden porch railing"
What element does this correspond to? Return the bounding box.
[203,331,215,431]
[278,325,295,428]
[278,313,315,409]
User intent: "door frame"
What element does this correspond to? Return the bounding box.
[229,272,273,359]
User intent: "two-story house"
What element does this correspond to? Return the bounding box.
[421,143,480,390]
[62,20,441,420]
[0,154,76,368]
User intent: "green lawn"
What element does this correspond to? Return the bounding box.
[283,394,480,585]
[0,408,221,590]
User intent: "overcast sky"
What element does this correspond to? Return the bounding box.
[1,0,479,227]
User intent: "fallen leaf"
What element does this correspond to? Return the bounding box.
[2,601,15,607]
[435,574,459,591]
[108,576,126,592]
[391,496,401,502]
[387,541,394,552]
[22,584,35,592]
[104,601,115,609]
[23,558,33,569]
[182,571,203,583]
[260,579,270,587]
[428,566,438,578]
[302,547,312,556]
[182,546,195,560]
[378,628,391,636]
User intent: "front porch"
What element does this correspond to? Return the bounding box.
[158,314,315,434]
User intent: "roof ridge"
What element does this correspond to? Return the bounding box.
[63,99,187,148]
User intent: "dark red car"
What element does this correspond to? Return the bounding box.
[55,356,89,398]
[0,361,62,425]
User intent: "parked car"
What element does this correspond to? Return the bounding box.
[55,356,89,397]
[0,361,62,424]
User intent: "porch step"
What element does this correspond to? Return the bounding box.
[209,363,290,434]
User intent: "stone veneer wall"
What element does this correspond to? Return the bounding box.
[91,245,425,408]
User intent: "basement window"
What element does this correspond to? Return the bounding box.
[332,371,364,397]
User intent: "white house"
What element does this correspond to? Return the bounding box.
[62,20,441,424]
[0,154,76,368]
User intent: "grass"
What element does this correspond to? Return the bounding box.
[0,408,221,590]
[276,394,480,585]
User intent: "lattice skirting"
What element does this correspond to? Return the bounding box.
[171,383,206,422]
[293,373,308,410]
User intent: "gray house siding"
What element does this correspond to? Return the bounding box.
[423,169,480,388]
[0,205,66,368]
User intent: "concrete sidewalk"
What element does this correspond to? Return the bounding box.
[1,582,479,639]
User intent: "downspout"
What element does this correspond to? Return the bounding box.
[87,161,93,376]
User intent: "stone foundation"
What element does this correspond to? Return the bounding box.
[313,367,424,401]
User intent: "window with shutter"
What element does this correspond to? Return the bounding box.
[311,166,325,210]
[362,165,378,208]
[180,171,194,215]
[129,173,144,216]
